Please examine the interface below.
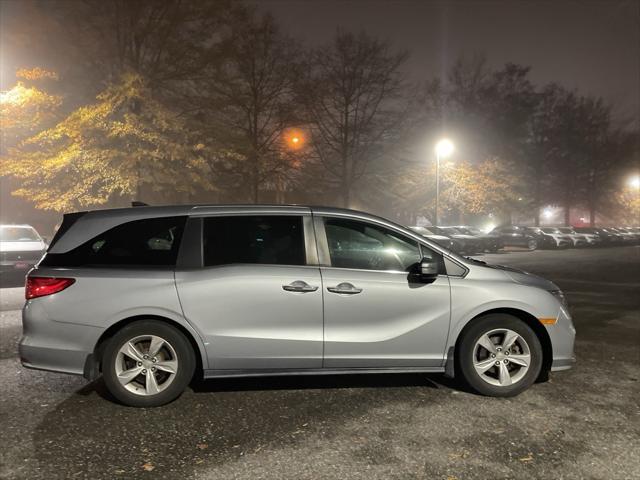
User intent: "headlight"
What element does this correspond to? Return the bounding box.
[549,289,568,308]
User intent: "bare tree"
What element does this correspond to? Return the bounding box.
[191,13,302,202]
[298,31,409,207]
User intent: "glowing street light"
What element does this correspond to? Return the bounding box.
[435,139,454,158]
[434,138,454,226]
[285,129,305,150]
[629,174,640,190]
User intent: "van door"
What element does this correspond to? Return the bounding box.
[316,215,451,368]
[175,214,323,370]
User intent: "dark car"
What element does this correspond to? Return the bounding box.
[600,228,628,245]
[490,225,539,250]
[615,227,640,244]
[453,226,503,252]
[408,226,457,252]
[432,226,482,254]
[522,227,569,249]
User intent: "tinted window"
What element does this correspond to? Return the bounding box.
[324,217,422,271]
[41,216,186,267]
[203,216,305,267]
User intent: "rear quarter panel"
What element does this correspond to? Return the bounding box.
[28,267,209,369]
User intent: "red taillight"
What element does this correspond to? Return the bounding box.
[25,277,75,300]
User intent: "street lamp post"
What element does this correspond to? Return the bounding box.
[434,139,454,226]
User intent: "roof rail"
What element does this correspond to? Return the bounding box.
[131,201,149,207]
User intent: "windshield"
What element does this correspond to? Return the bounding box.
[541,228,560,234]
[0,226,41,242]
[558,228,574,234]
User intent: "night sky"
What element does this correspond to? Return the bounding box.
[253,0,640,125]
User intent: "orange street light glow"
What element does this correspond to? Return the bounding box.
[285,130,305,149]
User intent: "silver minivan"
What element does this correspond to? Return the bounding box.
[19,205,575,407]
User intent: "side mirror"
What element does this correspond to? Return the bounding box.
[420,257,439,277]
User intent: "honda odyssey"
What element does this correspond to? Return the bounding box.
[19,205,575,407]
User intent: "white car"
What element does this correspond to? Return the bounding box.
[557,227,588,247]
[0,224,48,276]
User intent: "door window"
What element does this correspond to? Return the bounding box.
[323,217,422,271]
[203,216,305,266]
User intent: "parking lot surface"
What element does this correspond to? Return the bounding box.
[1,247,639,479]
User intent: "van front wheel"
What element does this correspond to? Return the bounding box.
[102,320,196,407]
[457,314,543,397]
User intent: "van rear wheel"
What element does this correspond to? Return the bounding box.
[102,320,195,407]
[457,314,543,397]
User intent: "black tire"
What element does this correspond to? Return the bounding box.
[457,314,543,397]
[527,239,538,250]
[102,320,196,407]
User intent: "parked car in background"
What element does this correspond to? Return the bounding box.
[20,204,575,406]
[570,227,606,246]
[599,228,626,244]
[408,226,456,251]
[614,227,640,244]
[433,226,482,255]
[525,227,571,249]
[454,226,503,253]
[0,225,47,277]
[556,227,588,247]
[490,226,539,250]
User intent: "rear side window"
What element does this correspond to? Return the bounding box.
[40,216,186,268]
[203,216,305,267]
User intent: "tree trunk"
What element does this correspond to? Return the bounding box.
[252,154,260,203]
[342,181,351,208]
[589,203,596,227]
[564,203,571,226]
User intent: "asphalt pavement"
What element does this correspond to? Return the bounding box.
[1,247,639,479]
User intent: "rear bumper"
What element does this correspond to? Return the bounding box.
[19,300,102,376]
[20,344,87,376]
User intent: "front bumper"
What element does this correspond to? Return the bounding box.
[548,306,576,372]
[551,356,576,371]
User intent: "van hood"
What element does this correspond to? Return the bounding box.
[472,260,559,291]
[494,264,559,291]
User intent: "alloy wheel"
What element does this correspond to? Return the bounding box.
[114,335,179,396]
[472,328,531,387]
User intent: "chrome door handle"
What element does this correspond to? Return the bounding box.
[282,280,319,293]
[327,282,363,295]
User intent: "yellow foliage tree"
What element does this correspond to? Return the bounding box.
[2,73,210,211]
[0,68,61,149]
[441,158,522,217]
